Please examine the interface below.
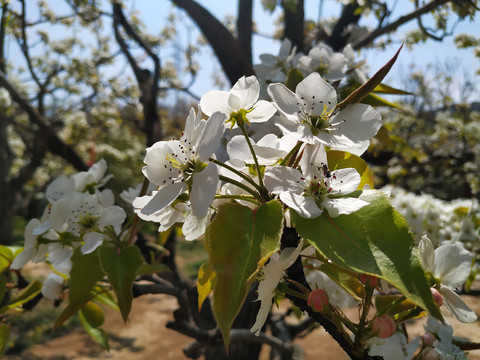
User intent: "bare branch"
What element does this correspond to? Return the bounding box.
[352,0,451,50]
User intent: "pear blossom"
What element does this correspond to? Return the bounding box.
[42,273,65,300]
[366,332,419,360]
[296,42,347,81]
[250,240,303,335]
[72,158,113,192]
[265,144,369,218]
[254,38,297,84]
[10,219,49,270]
[137,108,225,219]
[268,72,382,156]
[200,75,276,128]
[418,235,477,323]
[422,317,469,359]
[133,191,212,241]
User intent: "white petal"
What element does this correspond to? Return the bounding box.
[196,111,226,161]
[267,83,299,115]
[433,244,472,288]
[322,197,369,217]
[10,248,37,270]
[251,241,303,335]
[99,206,126,228]
[418,235,435,271]
[275,118,316,144]
[200,90,231,116]
[46,176,75,203]
[48,246,73,274]
[264,166,305,194]
[42,273,64,300]
[329,168,361,194]
[247,100,277,123]
[183,210,212,241]
[280,192,323,219]
[227,135,253,161]
[440,286,478,323]
[140,183,186,216]
[332,104,381,142]
[190,164,218,218]
[143,141,177,185]
[295,73,337,112]
[81,232,104,254]
[299,143,327,178]
[230,75,260,109]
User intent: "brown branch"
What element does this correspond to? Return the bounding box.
[352,0,451,49]
[282,0,305,53]
[237,0,253,65]
[327,1,361,51]
[0,71,88,171]
[171,0,253,85]
[112,1,162,145]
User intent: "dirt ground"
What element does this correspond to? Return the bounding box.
[4,291,480,360]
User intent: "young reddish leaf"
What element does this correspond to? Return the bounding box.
[292,190,442,321]
[336,44,403,111]
[99,245,143,323]
[205,200,283,349]
[197,261,215,312]
[54,249,104,330]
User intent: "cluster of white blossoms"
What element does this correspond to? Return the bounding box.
[384,185,480,253]
[11,159,126,299]
[133,71,382,238]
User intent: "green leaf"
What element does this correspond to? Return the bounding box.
[0,324,10,358]
[373,83,412,95]
[136,263,170,276]
[99,245,143,323]
[54,249,105,330]
[92,286,119,311]
[197,261,215,311]
[337,44,403,110]
[285,68,304,92]
[205,200,283,348]
[0,280,42,314]
[327,150,373,189]
[292,190,442,320]
[318,263,365,300]
[361,93,403,109]
[0,246,16,273]
[79,309,110,351]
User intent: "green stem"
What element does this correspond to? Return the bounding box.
[209,157,261,191]
[280,141,303,166]
[354,286,375,347]
[218,175,264,203]
[214,194,258,205]
[239,123,264,188]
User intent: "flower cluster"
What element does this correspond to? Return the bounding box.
[11,159,126,299]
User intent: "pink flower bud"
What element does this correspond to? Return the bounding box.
[421,332,436,346]
[430,288,443,306]
[371,314,396,338]
[308,289,329,312]
[359,274,378,287]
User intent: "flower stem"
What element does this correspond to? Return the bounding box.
[218,175,264,203]
[280,141,303,166]
[209,157,261,191]
[239,123,264,188]
[127,177,150,246]
[214,194,259,205]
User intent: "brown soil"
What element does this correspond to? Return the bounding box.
[4,291,480,360]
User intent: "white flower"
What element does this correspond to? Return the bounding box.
[254,39,297,83]
[200,75,276,127]
[419,235,477,323]
[133,191,212,241]
[296,43,347,81]
[10,219,49,270]
[73,159,113,192]
[424,317,469,359]
[268,72,382,156]
[250,240,303,335]
[367,333,419,360]
[265,144,369,218]
[42,273,65,300]
[137,108,225,219]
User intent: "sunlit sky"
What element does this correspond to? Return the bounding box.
[11,1,480,103]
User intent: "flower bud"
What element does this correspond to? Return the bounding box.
[359,274,378,287]
[430,288,443,306]
[308,289,329,312]
[421,332,436,346]
[371,314,396,339]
